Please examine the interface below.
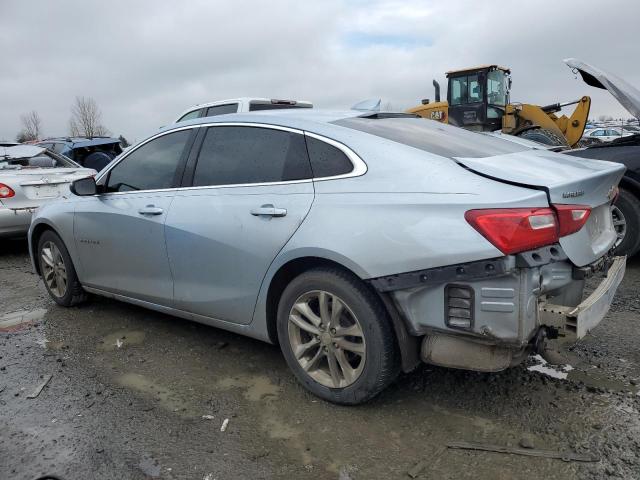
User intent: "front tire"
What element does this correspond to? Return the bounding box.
[277,267,399,405]
[612,188,640,257]
[38,230,87,306]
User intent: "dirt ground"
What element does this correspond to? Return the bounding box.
[1,238,639,480]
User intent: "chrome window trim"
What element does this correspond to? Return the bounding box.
[303,131,367,181]
[94,122,367,196]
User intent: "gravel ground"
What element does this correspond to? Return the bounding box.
[1,238,639,480]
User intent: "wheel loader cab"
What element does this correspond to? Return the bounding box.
[446,66,511,132]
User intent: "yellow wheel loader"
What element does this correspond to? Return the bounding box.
[407,65,591,147]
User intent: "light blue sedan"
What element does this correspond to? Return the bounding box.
[29,110,626,404]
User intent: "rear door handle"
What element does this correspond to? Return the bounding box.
[138,205,164,216]
[250,205,287,217]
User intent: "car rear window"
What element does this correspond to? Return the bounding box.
[332,117,529,158]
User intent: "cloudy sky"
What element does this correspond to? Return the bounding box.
[1,0,638,143]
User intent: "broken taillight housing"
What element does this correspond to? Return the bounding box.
[465,208,559,255]
[466,204,592,255]
[553,204,591,237]
[0,183,15,198]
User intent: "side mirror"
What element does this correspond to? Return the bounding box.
[70,176,97,196]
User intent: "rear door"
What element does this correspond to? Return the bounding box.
[165,124,314,324]
[74,128,196,304]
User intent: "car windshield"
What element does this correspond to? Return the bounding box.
[333,117,529,158]
[0,150,78,170]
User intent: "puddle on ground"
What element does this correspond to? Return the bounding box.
[116,373,193,416]
[567,369,636,393]
[216,374,280,401]
[98,330,146,351]
[215,374,312,463]
[0,308,47,332]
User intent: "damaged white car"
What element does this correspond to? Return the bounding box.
[0,145,95,238]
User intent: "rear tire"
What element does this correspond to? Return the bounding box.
[612,188,640,257]
[38,230,87,306]
[516,128,568,147]
[277,267,400,405]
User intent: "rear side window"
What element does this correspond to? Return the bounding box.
[205,104,238,117]
[106,130,191,192]
[192,126,312,186]
[177,109,203,122]
[305,136,353,177]
[333,117,528,158]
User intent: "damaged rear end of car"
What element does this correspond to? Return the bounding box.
[333,116,626,373]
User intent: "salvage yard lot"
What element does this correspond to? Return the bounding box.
[1,238,639,480]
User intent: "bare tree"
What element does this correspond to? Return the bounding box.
[17,110,42,141]
[69,96,110,137]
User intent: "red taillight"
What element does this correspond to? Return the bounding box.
[553,204,591,237]
[465,208,559,255]
[0,183,15,198]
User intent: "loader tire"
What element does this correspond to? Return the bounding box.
[516,128,569,148]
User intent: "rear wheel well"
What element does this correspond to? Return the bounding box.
[265,256,420,372]
[620,177,640,199]
[266,257,356,345]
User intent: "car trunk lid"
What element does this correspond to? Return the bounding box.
[454,149,626,266]
[10,168,94,202]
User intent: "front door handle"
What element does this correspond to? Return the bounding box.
[138,205,164,216]
[250,205,287,217]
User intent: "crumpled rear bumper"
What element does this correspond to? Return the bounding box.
[540,256,626,340]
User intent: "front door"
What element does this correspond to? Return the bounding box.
[74,128,195,305]
[165,124,315,324]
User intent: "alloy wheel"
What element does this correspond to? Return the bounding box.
[41,241,68,298]
[287,290,366,388]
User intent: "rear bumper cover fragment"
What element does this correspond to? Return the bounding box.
[540,255,626,339]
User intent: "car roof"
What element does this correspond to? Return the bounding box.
[165,109,367,133]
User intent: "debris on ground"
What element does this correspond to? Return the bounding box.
[26,374,52,399]
[220,418,229,432]
[527,354,573,379]
[447,441,599,462]
[202,414,215,420]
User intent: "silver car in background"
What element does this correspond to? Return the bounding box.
[29,110,625,404]
[0,145,95,238]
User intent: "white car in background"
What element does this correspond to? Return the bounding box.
[0,145,95,238]
[582,127,634,143]
[173,97,313,123]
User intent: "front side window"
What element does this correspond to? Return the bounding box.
[106,130,191,192]
[204,104,238,117]
[192,126,311,187]
[177,109,202,122]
